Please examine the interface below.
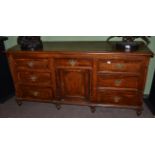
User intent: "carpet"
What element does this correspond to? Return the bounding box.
[0,96,153,118]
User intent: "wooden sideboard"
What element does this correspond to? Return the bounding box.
[7,41,153,115]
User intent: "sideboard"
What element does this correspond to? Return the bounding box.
[7,41,153,115]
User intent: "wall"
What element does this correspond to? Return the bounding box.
[5,36,155,95]
[5,36,17,49]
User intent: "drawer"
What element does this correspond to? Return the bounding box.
[17,71,52,86]
[55,58,92,67]
[20,86,53,100]
[96,90,141,106]
[97,74,139,89]
[98,59,142,72]
[14,59,49,70]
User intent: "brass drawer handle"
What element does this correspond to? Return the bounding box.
[27,61,34,67]
[30,75,37,82]
[114,96,121,103]
[69,59,77,66]
[114,79,122,86]
[33,91,39,96]
[116,63,125,69]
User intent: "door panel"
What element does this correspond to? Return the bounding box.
[56,68,91,103]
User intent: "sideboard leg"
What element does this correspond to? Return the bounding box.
[136,109,142,116]
[90,106,96,113]
[56,104,61,110]
[16,99,22,106]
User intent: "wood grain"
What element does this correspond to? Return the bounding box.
[7,41,153,115]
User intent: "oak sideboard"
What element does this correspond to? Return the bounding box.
[7,41,153,115]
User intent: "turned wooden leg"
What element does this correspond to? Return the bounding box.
[136,109,142,116]
[90,106,96,113]
[55,104,61,110]
[16,99,22,106]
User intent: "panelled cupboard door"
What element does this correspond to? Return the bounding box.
[56,68,91,103]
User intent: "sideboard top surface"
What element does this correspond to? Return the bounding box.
[8,41,153,56]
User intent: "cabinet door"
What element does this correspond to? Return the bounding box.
[56,68,91,103]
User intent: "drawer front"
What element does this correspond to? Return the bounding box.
[20,86,53,100]
[14,59,49,70]
[96,90,141,106]
[55,58,92,67]
[17,72,52,86]
[97,74,139,89]
[98,59,142,72]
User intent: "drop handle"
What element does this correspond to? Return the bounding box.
[116,63,125,69]
[27,61,34,67]
[33,91,39,97]
[114,96,121,103]
[30,75,37,82]
[114,79,122,86]
[68,59,77,66]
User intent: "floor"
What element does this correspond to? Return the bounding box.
[0,97,153,118]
